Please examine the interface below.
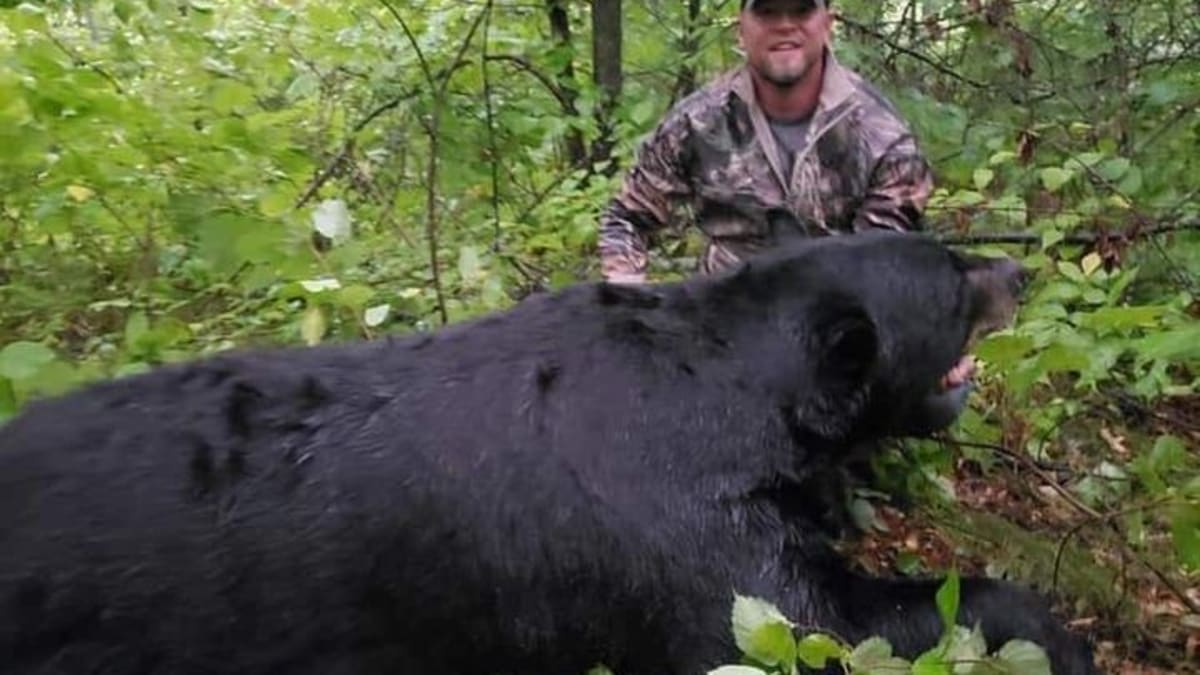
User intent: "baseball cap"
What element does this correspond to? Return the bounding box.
[741,0,828,10]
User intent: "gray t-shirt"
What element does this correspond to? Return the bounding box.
[768,116,812,170]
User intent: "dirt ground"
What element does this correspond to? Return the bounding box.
[844,465,1199,674]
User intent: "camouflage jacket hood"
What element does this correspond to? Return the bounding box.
[598,52,934,279]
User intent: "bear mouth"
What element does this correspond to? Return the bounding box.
[938,354,976,393]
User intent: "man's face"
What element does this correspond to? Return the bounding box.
[738,0,833,88]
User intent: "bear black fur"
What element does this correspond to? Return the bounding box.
[0,232,1096,674]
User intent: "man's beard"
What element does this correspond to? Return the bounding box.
[757,55,815,87]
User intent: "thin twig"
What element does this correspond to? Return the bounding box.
[934,220,1200,246]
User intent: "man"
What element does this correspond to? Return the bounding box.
[598,0,935,283]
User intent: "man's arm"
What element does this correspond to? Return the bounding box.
[598,113,694,283]
[852,135,934,232]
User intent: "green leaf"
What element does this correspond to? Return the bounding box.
[1034,342,1092,374]
[1150,436,1188,473]
[935,572,961,633]
[1134,325,1200,361]
[946,190,985,207]
[706,667,768,675]
[336,285,374,311]
[0,342,56,381]
[911,655,951,675]
[995,640,1052,675]
[364,304,391,328]
[1170,505,1200,570]
[312,199,351,243]
[988,151,1016,166]
[1056,261,1085,283]
[972,168,994,191]
[975,334,1035,368]
[1097,157,1131,181]
[1078,306,1168,332]
[1040,167,1073,192]
[1041,228,1064,250]
[300,306,326,346]
[0,377,16,422]
[796,633,844,669]
[745,620,797,667]
[848,637,910,672]
[124,312,150,349]
[731,595,793,658]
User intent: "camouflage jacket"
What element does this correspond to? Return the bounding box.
[598,53,934,281]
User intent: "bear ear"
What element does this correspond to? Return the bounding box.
[816,303,878,386]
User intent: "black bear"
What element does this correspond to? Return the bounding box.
[0,232,1095,674]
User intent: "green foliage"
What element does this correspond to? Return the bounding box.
[711,580,1053,674]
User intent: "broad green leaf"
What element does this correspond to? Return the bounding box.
[1041,228,1064,250]
[0,342,57,381]
[995,640,1052,675]
[988,151,1016,166]
[1170,505,1200,570]
[745,620,797,667]
[975,334,1034,367]
[940,625,988,674]
[731,595,793,659]
[1080,253,1103,277]
[364,304,391,328]
[336,285,374,311]
[1034,343,1092,374]
[972,168,994,191]
[1097,157,1131,181]
[848,637,910,672]
[1134,325,1200,360]
[1078,306,1168,332]
[1106,194,1132,210]
[1056,261,1085,283]
[796,633,844,669]
[65,185,94,202]
[1040,167,1073,192]
[1150,435,1188,473]
[911,655,951,675]
[312,199,351,243]
[706,667,768,675]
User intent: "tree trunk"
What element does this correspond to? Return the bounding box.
[590,0,622,173]
[546,0,587,167]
